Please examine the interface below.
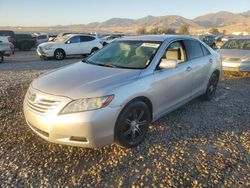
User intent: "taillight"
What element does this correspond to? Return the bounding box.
[8,37,12,42]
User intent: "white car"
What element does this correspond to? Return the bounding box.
[35,33,49,45]
[0,36,11,43]
[37,34,103,60]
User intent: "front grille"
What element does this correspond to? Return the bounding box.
[26,90,60,114]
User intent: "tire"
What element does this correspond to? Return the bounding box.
[115,101,151,148]
[212,43,216,49]
[0,53,3,63]
[203,72,219,100]
[90,47,99,55]
[20,42,31,51]
[54,49,65,60]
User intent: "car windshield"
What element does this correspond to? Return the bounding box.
[54,35,71,42]
[85,41,161,69]
[221,39,250,50]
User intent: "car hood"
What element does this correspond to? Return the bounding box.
[39,41,63,47]
[218,49,250,59]
[32,62,142,99]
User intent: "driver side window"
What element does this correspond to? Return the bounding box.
[163,41,187,64]
[68,36,80,43]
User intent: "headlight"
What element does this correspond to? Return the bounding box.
[60,95,114,114]
[43,44,53,50]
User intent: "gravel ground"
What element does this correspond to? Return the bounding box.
[0,51,250,187]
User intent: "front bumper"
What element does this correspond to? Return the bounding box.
[37,47,54,58]
[222,61,250,72]
[23,88,121,148]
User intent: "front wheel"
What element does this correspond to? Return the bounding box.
[115,101,151,148]
[54,49,65,60]
[203,72,219,100]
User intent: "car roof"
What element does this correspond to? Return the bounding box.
[67,33,96,38]
[118,34,193,42]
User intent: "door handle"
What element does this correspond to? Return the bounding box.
[209,58,213,63]
[186,66,192,72]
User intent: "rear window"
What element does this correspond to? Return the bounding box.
[80,36,95,42]
[37,35,47,40]
[184,40,204,60]
[16,34,32,38]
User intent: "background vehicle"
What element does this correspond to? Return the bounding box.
[0,30,15,43]
[0,30,36,51]
[218,37,250,72]
[48,34,58,41]
[200,35,217,49]
[37,34,103,60]
[100,34,125,46]
[0,41,14,63]
[14,33,37,51]
[25,35,221,148]
[35,33,49,45]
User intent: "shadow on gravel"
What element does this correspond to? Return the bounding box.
[0,73,249,187]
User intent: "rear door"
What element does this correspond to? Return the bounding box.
[184,39,213,96]
[65,36,81,55]
[80,36,96,54]
[153,40,193,117]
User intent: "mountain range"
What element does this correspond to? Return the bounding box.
[1,11,250,34]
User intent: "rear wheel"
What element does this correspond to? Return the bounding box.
[203,72,219,100]
[115,101,151,148]
[90,47,99,55]
[54,49,65,60]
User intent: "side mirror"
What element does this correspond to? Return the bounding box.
[65,40,71,44]
[159,59,177,69]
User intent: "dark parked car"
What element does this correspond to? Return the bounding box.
[14,33,37,51]
[0,30,37,51]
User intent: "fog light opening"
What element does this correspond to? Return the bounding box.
[70,136,87,142]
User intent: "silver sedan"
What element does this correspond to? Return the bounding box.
[23,35,222,148]
[219,37,250,72]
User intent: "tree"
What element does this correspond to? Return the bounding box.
[160,28,176,34]
[178,24,190,35]
[136,27,147,34]
[148,27,159,34]
[209,28,221,35]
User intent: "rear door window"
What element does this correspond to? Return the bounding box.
[184,40,204,60]
[80,36,95,42]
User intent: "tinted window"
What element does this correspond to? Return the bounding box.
[69,36,80,43]
[37,35,47,40]
[185,40,204,60]
[201,44,211,56]
[80,36,95,42]
[15,34,32,38]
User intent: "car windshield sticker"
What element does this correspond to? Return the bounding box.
[141,43,160,48]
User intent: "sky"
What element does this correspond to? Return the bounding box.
[1,0,250,26]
